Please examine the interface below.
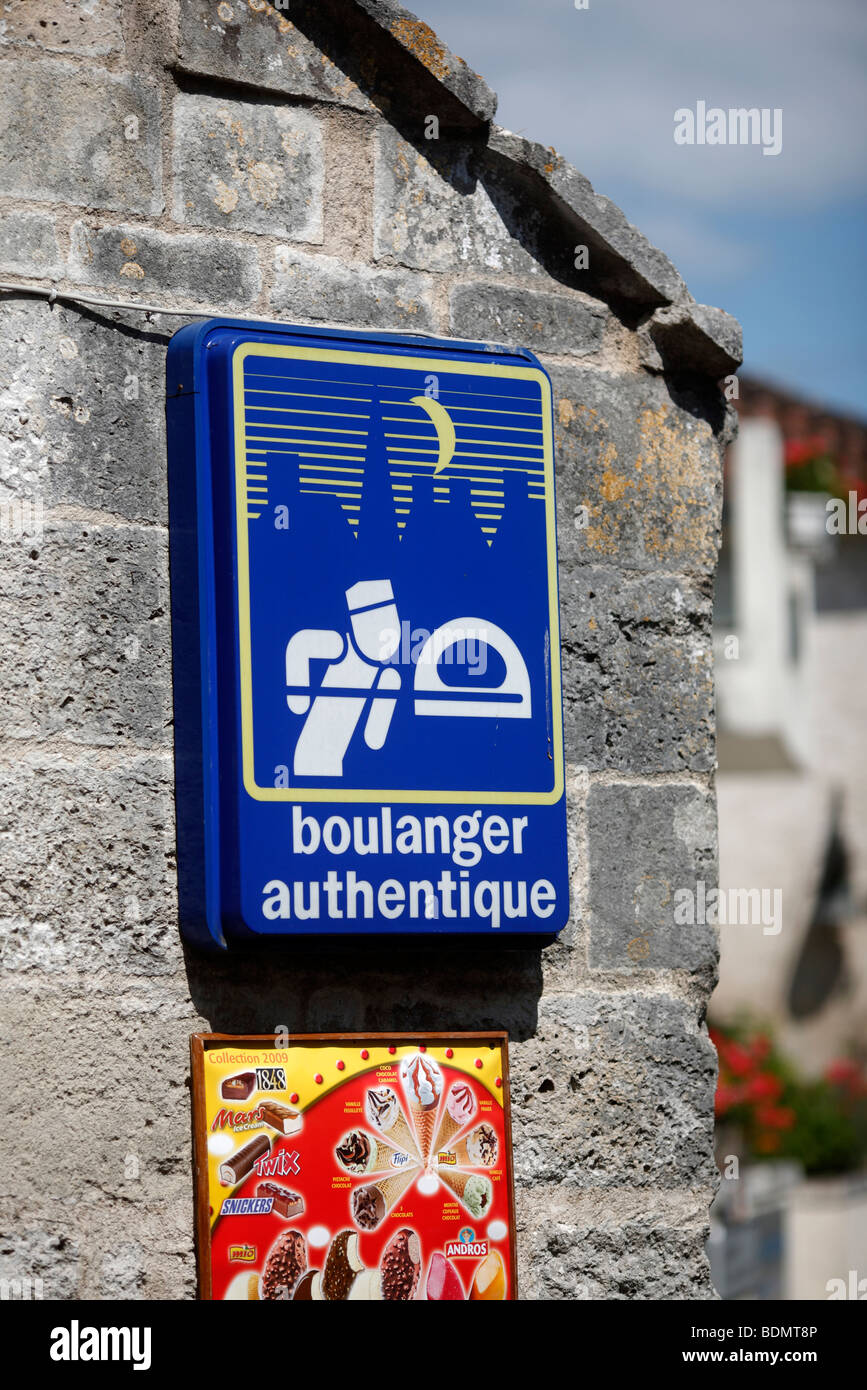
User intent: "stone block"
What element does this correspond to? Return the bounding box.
[0,521,171,749]
[0,211,62,279]
[0,299,170,525]
[0,751,178,976]
[550,365,723,574]
[649,301,743,378]
[0,1225,81,1300]
[172,93,324,241]
[488,126,686,309]
[68,221,261,310]
[354,0,496,122]
[268,245,435,330]
[175,0,373,111]
[449,281,606,357]
[374,127,549,278]
[559,567,715,772]
[539,765,586,993]
[587,783,718,969]
[509,992,718,1187]
[0,985,197,1285]
[0,61,161,215]
[0,0,123,57]
[520,1217,712,1299]
[183,943,544,1040]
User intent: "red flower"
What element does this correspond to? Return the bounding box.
[723,1041,755,1078]
[784,435,831,468]
[714,1084,743,1116]
[826,1059,859,1086]
[755,1105,796,1130]
[745,1073,783,1103]
[750,1035,771,1063]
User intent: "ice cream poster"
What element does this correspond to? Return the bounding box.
[191,1033,517,1300]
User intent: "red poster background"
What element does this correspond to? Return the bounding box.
[192,1034,516,1301]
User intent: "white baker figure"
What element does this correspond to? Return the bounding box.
[285,579,401,777]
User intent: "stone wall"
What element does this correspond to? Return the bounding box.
[0,0,739,1299]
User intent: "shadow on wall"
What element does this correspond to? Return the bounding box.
[178,0,643,324]
[183,940,545,1041]
[257,0,730,411]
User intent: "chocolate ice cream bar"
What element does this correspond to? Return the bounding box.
[259,1100,302,1136]
[219,1134,270,1187]
[221,1072,256,1101]
[380,1228,421,1301]
[257,1182,304,1219]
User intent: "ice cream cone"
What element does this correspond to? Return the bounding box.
[365,1087,422,1163]
[375,1165,418,1213]
[336,1128,411,1176]
[380,1113,421,1164]
[445,1135,473,1166]
[432,1109,464,1157]
[431,1081,477,1159]
[409,1101,438,1165]
[437,1169,494,1219]
[366,1136,408,1175]
[399,1053,443,1165]
[444,1123,498,1170]
[438,1167,473,1201]
[352,1165,420,1231]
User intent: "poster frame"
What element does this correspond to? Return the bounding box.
[191,1030,518,1300]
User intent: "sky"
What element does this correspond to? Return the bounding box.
[420,0,867,419]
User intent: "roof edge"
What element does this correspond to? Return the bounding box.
[355,2,742,378]
[353,0,497,124]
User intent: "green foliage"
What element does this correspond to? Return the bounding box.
[784,454,841,495]
[775,1078,863,1174]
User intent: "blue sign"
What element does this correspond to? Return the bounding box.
[167,319,568,947]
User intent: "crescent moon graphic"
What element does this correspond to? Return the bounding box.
[410,395,456,475]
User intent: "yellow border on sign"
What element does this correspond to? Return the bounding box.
[232,341,564,805]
